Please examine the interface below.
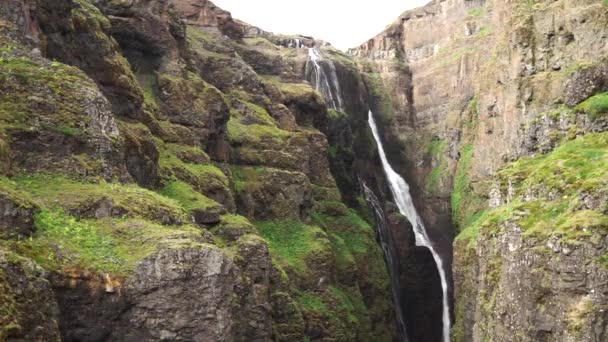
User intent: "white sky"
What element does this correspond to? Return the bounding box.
[212,0,430,50]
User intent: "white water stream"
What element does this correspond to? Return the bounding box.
[368,110,451,342]
[307,47,344,112]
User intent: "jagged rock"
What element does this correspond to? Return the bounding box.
[0,189,38,239]
[235,167,313,221]
[0,248,61,341]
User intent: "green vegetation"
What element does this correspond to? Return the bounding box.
[14,174,189,222]
[158,139,229,189]
[426,139,449,193]
[296,291,327,312]
[72,0,111,30]
[12,210,202,275]
[457,132,608,247]
[227,112,290,145]
[574,92,608,120]
[159,181,220,212]
[566,296,595,333]
[0,56,90,138]
[366,73,394,124]
[452,144,483,230]
[468,8,484,17]
[476,27,492,38]
[256,219,330,274]
[0,258,21,339]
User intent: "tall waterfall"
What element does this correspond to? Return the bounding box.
[368,110,451,342]
[361,181,409,342]
[306,47,344,112]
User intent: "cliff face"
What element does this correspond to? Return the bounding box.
[0,0,396,341]
[352,0,608,340]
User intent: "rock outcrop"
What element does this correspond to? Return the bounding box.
[352,0,608,340]
[0,0,395,341]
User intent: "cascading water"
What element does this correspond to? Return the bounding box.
[360,180,409,342]
[368,110,451,342]
[306,47,344,112]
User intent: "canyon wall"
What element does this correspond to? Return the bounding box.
[0,0,397,340]
[352,0,608,340]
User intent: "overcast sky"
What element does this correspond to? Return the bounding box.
[212,0,430,50]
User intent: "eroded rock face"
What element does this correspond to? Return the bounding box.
[124,245,237,341]
[455,225,608,341]
[0,249,61,341]
[351,0,608,340]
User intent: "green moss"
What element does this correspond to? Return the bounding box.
[457,132,608,247]
[599,254,608,268]
[15,174,189,222]
[14,211,202,275]
[366,73,394,124]
[227,115,290,145]
[0,264,20,340]
[296,291,328,312]
[468,8,484,17]
[0,176,37,209]
[574,92,608,120]
[158,140,229,186]
[425,139,448,193]
[0,57,90,138]
[159,180,220,212]
[566,296,595,333]
[452,144,480,229]
[256,219,330,274]
[328,109,347,120]
[476,27,492,38]
[72,0,111,30]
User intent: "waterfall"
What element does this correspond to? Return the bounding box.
[368,110,451,342]
[361,180,409,342]
[306,47,344,112]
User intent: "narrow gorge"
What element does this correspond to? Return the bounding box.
[0,0,607,341]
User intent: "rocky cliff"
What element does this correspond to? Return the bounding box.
[2,0,607,341]
[0,0,397,341]
[352,0,608,340]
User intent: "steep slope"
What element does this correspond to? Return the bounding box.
[351,0,608,340]
[0,0,396,341]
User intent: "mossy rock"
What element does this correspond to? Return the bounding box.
[157,138,234,209]
[232,166,312,221]
[0,176,40,238]
[12,211,206,275]
[0,248,61,341]
[457,132,608,247]
[15,174,189,225]
[211,214,257,242]
[0,54,123,177]
[256,219,332,279]
[159,180,225,224]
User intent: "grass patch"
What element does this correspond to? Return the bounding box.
[574,92,608,120]
[456,132,608,247]
[13,211,203,275]
[256,219,330,274]
[14,174,189,222]
[227,113,290,145]
[159,180,220,212]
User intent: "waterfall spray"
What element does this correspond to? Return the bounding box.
[368,110,451,342]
